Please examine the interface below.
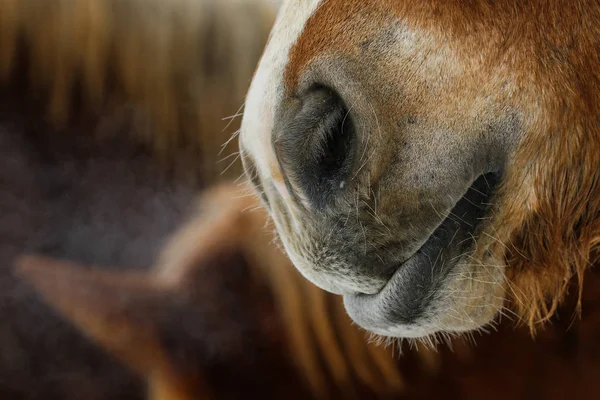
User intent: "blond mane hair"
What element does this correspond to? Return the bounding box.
[0,0,276,183]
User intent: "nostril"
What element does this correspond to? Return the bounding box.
[273,87,356,209]
[315,101,355,186]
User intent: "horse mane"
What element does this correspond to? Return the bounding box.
[0,0,276,182]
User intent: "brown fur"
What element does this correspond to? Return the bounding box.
[279,0,600,332]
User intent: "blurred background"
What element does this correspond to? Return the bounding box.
[0,0,599,399]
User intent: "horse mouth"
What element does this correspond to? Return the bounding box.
[412,172,500,272]
[343,172,500,334]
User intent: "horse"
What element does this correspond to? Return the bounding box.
[239,0,600,339]
[3,0,600,398]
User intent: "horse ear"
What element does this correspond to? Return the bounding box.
[154,182,260,286]
[14,255,210,400]
[13,184,272,400]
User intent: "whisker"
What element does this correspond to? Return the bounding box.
[220,153,242,175]
[218,151,240,163]
[219,128,241,155]
[221,102,245,132]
